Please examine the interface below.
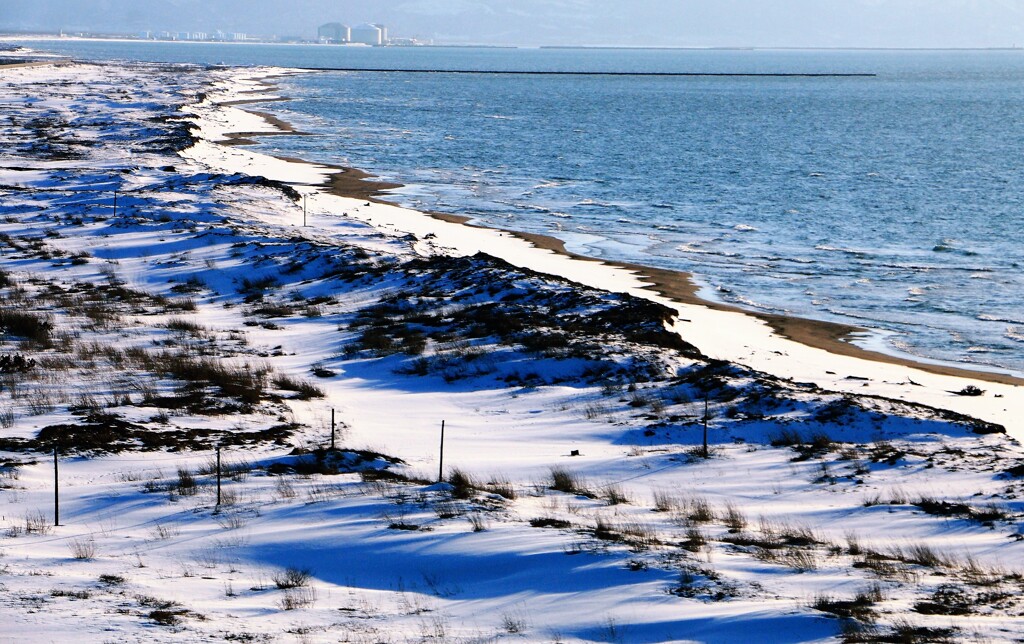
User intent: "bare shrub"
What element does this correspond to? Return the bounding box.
[447,468,477,500]
[620,521,659,551]
[24,510,52,535]
[25,388,56,416]
[175,467,197,496]
[723,502,747,532]
[755,547,819,572]
[164,318,205,337]
[812,584,883,621]
[274,476,296,499]
[99,574,126,585]
[467,513,488,532]
[151,522,179,541]
[278,587,317,611]
[856,553,919,582]
[216,511,248,530]
[218,488,238,507]
[604,484,631,506]
[845,531,862,556]
[593,516,619,542]
[895,542,955,568]
[481,475,516,500]
[272,374,324,400]
[273,567,312,589]
[144,352,270,405]
[652,490,680,513]
[682,526,707,552]
[0,309,53,346]
[68,538,96,560]
[434,499,464,519]
[686,497,715,523]
[550,467,591,497]
[501,611,528,634]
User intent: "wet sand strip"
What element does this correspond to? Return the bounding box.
[219,78,1024,389]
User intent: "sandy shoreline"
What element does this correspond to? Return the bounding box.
[0,60,60,70]
[182,66,1023,436]
[218,94,1023,389]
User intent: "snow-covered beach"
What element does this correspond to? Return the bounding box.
[185,66,1024,438]
[0,55,1022,642]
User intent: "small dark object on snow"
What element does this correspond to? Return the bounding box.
[952,385,984,397]
[570,450,580,457]
[0,354,36,373]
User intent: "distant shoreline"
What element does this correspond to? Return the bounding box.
[5,34,1024,52]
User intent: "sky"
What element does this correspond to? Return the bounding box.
[2,0,1024,48]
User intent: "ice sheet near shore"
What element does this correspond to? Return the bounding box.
[0,60,1021,643]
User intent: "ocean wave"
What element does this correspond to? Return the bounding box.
[576,199,618,208]
[509,203,551,213]
[1006,327,1024,342]
[676,243,740,258]
[932,238,979,256]
[814,244,872,258]
[978,314,1024,325]
[733,224,758,232]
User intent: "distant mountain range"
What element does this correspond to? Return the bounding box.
[3,0,1023,48]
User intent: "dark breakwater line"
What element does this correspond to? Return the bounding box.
[294,67,877,78]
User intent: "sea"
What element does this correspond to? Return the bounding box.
[13,39,1024,375]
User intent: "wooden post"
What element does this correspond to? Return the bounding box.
[303,194,307,227]
[702,394,709,459]
[112,190,118,218]
[437,420,446,483]
[330,408,336,450]
[53,443,59,527]
[216,445,222,507]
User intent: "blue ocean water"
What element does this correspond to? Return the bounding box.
[20,40,1024,374]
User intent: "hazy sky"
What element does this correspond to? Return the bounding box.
[3,0,1024,48]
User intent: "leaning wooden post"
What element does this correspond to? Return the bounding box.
[702,394,709,459]
[216,445,222,508]
[330,408,336,450]
[437,420,446,483]
[53,443,60,527]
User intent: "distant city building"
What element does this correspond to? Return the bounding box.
[318,22,350,43]
[350,23,383,46]
[373,24,388,44]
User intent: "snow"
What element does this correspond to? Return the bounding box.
[0,60,1021,643]
[184,68,1024,443]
